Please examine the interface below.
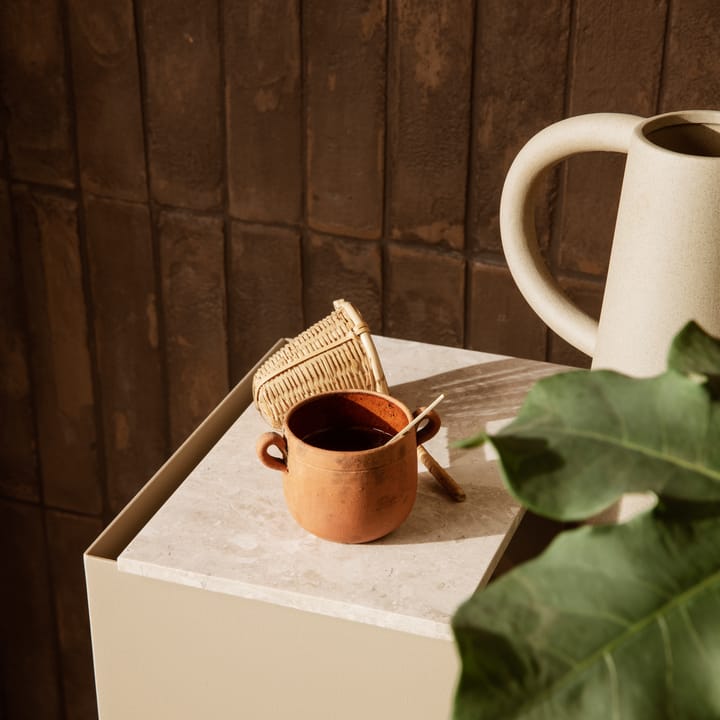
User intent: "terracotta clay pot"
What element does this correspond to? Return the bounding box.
[257,390,441,543]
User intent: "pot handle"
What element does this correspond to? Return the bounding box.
[256,432,288,472]
[413,409,441,446]
[499,112,641,356]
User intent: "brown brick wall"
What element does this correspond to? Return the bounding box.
[1,1,719,717]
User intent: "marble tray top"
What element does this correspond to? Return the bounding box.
[118,336,561,640]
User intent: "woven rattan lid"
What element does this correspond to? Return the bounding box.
[252,299,387,429]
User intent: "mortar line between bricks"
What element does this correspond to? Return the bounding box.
[299,0,309,329]
[464,258,604,297]
[380,0,392,337]
[546,0,579,363]
[0,494,105,521]
[1,98,9,179]
[468,250,508,267]
[68,207,111,527]
[7,178,69,720]
[132,0,172,461]
[84,188,443,250]
[5,178,78,199]
[554,268,606,285]
[655,0,673,114]
[10,184,283,221]
[561,0,577,122]
[60,22,108,720]
[462,0,480,350]
[54,192,482,249]
[0,667,6,720]
[81,191,226,216]
[386,239,465,262]
[33,2,86,716]
[217,0,234,385]
[58,13,112,524]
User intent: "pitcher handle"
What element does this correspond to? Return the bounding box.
[499,112,641,356]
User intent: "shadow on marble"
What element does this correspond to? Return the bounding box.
[388,356,562,452]
[377,478,518,545]
[377,358,563,546]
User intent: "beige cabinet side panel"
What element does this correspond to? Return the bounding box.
[85,556,459,720]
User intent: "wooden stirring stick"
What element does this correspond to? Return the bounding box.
[385,394,445,445]
[417,446,466,502]
[378,382,466,502]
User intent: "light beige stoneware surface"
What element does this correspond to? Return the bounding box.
[501,110,720,377]
[118,336,560,640]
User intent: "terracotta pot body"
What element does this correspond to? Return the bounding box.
[500,110,720,377]
[257,391,440,543]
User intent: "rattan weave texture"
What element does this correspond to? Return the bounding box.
[252,299,386,429]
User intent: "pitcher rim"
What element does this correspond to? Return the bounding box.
[636,109,720,158]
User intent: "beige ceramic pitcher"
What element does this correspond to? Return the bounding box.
[500,110,720,377]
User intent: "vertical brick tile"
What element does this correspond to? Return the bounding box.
[0,500,63,720]
[66,0,147,201]
[228,222,303,380]
[159,210,228,449]
[85,196,166,513]
[547,275,605,368]
[662,0,720,109]
[305,233,382,328]
[555,157,624,277]
[225,1,302,223]
[569,0,666,114]
[14,186,100,514]
[305,0,386,238]
[558,0,666,276]
[0,0,75,187]
[388,1,473,250]
[46,510,102,720]
[386,244,465,346]
[469,1,570,254]
[468,262,546,361]
[0,182,38,502]
[141,0,223,210]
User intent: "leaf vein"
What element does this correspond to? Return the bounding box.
[679,605,711,662]
[544,427,720,484]
[658,615,676,719]
[604,652,621,720]
[509,567,720,716]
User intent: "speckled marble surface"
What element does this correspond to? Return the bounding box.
[118,336,562,640]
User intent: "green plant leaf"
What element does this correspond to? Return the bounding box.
[454,431,488,449]
[452,507,720,720]
[488,370,720,520]
[668,321,720,398]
